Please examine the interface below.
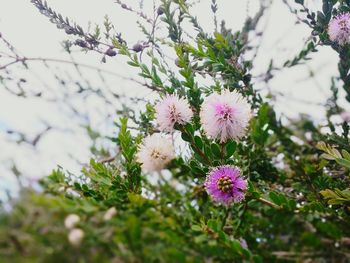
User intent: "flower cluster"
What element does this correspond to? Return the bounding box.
[204,165,247,204]
[137,90,250,205]
[328,13,350,46]
[64,214,84,246]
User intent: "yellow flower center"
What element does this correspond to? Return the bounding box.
[217,176,233,192]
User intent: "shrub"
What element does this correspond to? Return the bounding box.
[1,0,350,262]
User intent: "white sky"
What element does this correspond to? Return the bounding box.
[0,0,344,198]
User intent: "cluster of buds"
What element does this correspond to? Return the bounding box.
[64,214,84,247]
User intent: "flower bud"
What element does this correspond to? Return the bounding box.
[64,214,80,229]
[175,58,181,68]
[157,7,165,15]
[239,238,248,249]
[64,27,75,35]
[103,207,117,221]
[68,228,84,246]
[75,39,88,48]
[105,48,117,57]
[132,43,144,53]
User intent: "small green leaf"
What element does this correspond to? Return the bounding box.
[194,136,203,149]
[191,225,202,232]
[341,150,350,160]
[335,158,350,169]
[207,219,219,232]
[181,133,191,142]
[211,143,221,158]
[225,141,237,158]
[269,192,283,206]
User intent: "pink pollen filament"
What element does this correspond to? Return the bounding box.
[214,103,235,120]
[169,104,181,122]
[339,20,349,32]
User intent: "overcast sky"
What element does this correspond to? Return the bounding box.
[0,0,343,199]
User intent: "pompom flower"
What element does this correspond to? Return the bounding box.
[103,207,117,221]
[136,133,175,172]
[68,228,84,246]
[155,94,193,132]
[64,214,80,229]
[328,13,350,45]
[200,90,251,142]
[340,111,350,122]
[204,165,247,204]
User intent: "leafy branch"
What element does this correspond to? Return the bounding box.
[31,0,125,55]
[320,188,350,205]
[316,141,350,169]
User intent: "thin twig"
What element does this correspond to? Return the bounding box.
[257,197,281,209]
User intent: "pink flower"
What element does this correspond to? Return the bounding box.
[200,90,251,142]
[155,94,193,132]
[239,238,248,249]
[136,133,175,172]
[340,111,350,122]
[204,165,247,205]
[328,13,350,45]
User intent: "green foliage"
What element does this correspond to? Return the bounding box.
[316,141,350,169]
[283,41,318,67]
[320,188,350,205]
[251,103,270,146]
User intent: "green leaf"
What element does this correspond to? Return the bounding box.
[269,192,283,206]
[251,103,270,146]
[207,219,219,232]
[211,143,221,158]
[194,234,207,243]
[320,188,350,205]
[181,132,191,142]
[335,158,350,169]
[225,141,236,158]
[230,240,243,254]
[191,225,202,232]
[194,136,203,149]
[341,149,350,160]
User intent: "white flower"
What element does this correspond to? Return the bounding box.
[155,94,193,132]
[103,207,117,221]
[200,89,252,142]
[136,133,175,172]
[64,214,80,229]
[68,228,84,246]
